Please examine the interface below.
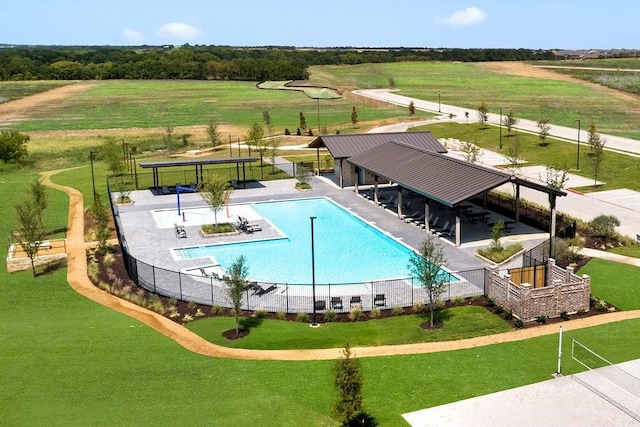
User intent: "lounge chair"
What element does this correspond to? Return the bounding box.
[431,221,450,235]
[436,223,456,237]
[404,211,425,224]
[350,296,362,307]
[374,294,386,307]
[314,300,326,311]
[330,297,343,310]
[174,223,187,238]
[253,283,277,296]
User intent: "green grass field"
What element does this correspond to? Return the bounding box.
[310,62,640,139]
[4,63,640,425]
[579,258,640,310]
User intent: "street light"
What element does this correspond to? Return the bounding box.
[576,119,581,170]
[310,216,318,327]
[438,91,441,113]
[89,151,97,203]
[499,107,504,150]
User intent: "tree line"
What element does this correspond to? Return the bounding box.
[0,45,555,81]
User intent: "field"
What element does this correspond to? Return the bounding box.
[3,61,640,425]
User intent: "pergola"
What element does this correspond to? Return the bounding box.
[310,133,566,247]
[138,157,258,189]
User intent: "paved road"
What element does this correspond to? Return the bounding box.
[358,89,640,240]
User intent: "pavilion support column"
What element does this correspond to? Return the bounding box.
[515,183,521,222]
[339,159,344,188]
[397,187,403,218]
[549,194,557,257]
[483,192,488,209]
[424,199,430,233]
[354,173,359,194]
[373,176,379,206]
[455,211,461,247]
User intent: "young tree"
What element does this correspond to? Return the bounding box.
[29,179,48,227]
[262,110,272,135]
[91,194,111,252]
[350,106,358,128]
[408,235,447,328]
[502,107,519,136]
[206,119,222,150]
[163,125,174,156]
[490,220,505,251]
[476,102,489,129]
[461,141,482,163]
[333,343,364,425]
[223,255,249,335]
[387,76,396,89]
[199,174,232,226]
[505,134,523,174]
[587,121,601,156]
[102,138,126,177]
[246,123,267,178]
[0,130,29,163]
[299,112,307,131]
[408,100,415,116]
[15,199,46,277]
[542,164,569,190]
[590,133,606,186]
[268,136,281,174]
[537,119,551,146]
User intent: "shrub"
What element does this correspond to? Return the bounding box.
[392,305,404,316]
[349,306,364,321]
[187,300,197,310]
[502,309,513,321]
[284,128,291,135]
[589,214,620,238]
[451,295,465,306]
[486,297,495,308]
[168,297,178,307]
[276,310,287,320]
[412,301,425,313]
[254,307,268,318]
[324,309,338,322]
[296,312,309,322]
[369,307,381,319]
[195,308,206,317]
[183,313,194,322]
[577,308,586,315]
[535,314,548,324]
[560,311,570,321]
[493,306,504,315]
[595,300,609,312]
[514,318,524,329]
[210,304,224,315]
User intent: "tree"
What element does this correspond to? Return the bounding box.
[268,136,281,174]
[505,134,523,174]
[542,164,569,190]
[199,174,231,226]
[246,123,267,178]
[15,198,46,277]
[91,194,111,252]
[387,76,395,89]
[206,119,222,150]
[590,133,606,186]
[163,125,174,156]
[502,107,519,136]
[299,111,307,131]
[537,119,551,146]
[29,179,48,227]
[0,130,29,163]
[350,106,358,128]
[333,343,364,425]
[102,138,125,177]
[408,100,415,116]
[262,110,271,135]
[490,220,505,251]
[461,141,482,163]
[589,214,620,238]
[476,102,489,129]
[222,255,249,335]
[464,111,469,123]
[587,121,601,155]
[408,235,447,328]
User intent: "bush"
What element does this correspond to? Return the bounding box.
[349,306,364,321]
[369,307,381,319]
[589,214,620,238]
[276,310,287,320]
[514,318,524,328]
[535,314,548,324]
[392,305,404,316]
[296,312,309,322]
[412,301,425,313]
[560,311,570,321]
[493,306,504,315]
[210,304,224,315]
[502,309,513,321]
[284,128,291,135]
[254,307,268,318]
[451,295,465,306]
[187,300,197,310]
[324,309,338,322]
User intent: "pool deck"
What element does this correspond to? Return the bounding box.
[116,174,548,279]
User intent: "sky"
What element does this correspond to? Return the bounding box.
[2,0,638,49]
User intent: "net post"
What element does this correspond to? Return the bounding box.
[556,325,563,377]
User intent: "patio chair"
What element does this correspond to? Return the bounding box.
[431,221,450,235]
[350,296,362,307]
[374,294,386,307]
[174,224,187,238]
[436,223,456,237]
[314,300,326,311]
[330,297,343,310]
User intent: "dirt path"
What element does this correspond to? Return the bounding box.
[41,130,640,362]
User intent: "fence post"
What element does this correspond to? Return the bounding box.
[285,285,289,313]
[152,266,157,293]
[210,279,214,305]
[178,271,183,300]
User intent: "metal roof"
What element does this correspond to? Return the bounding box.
[348,141,515,207]
[138,157,258,168]
[308,131,446,159]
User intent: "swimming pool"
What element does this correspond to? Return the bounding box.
[176,198,451,285]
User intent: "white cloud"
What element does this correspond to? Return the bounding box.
[156,22,203,40]
[439,7,486,28]
[121,28,146,44]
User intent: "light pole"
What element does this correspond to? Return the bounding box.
[576,119,581,170]
[438,91,441,113]
[310,216,318,327]
[89,151,97,203]
[499,107,504,150]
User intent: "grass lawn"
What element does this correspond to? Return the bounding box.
[609,244,640,258]
[185,306,512,350]
[578,258,640,310]
[413,121,640,191]
[310,62,640,140]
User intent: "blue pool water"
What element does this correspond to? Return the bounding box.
[178,198,447,285]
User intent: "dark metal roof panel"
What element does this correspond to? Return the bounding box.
[349,142,513,206]
[308,131,446,158]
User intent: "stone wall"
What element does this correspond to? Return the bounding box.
[488,258,590,321]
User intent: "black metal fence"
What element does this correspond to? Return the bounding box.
[109,187,488,313]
